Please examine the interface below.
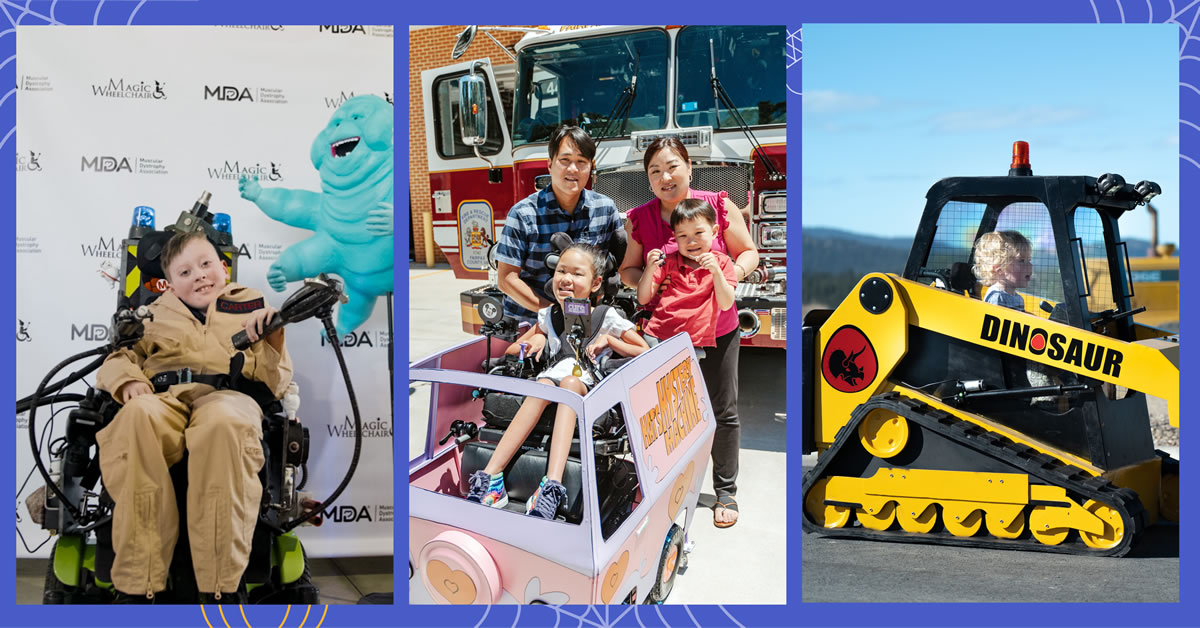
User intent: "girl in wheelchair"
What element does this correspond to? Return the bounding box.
[466,243,648,518]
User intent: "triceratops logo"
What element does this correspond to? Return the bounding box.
[821,325,878,393]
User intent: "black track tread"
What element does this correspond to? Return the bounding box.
[802,392,1146,557]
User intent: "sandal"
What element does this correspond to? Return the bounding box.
[713,499,739,528]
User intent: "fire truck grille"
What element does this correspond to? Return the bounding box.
[595,163,753,212]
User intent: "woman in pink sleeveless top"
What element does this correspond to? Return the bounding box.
[618,137,759,528]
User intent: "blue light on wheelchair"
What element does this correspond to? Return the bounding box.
[213,212,232,234]
[132,205,155,229]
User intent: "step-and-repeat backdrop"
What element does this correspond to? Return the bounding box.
[15,25,394,558]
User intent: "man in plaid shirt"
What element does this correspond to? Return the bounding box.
[494,125,621,323]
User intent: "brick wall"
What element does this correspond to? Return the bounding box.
[408,26,533,264]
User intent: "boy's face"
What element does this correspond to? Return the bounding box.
[1000,248,1033,289]
[673,217,717,261]
[166,238,228,309]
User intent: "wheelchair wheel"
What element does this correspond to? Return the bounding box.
[43,544,69,604]
[278,561,319,604]
[43,540,85,604]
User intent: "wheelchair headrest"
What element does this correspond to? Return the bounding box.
[607,227,627,271]
[602,229,626,300]
[136,230,174,281]
[542,231,625,302]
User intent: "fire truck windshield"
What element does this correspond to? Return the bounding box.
[675,25,787,129]
[513,29,668,147]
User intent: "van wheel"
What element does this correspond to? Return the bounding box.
[646,525,684,604]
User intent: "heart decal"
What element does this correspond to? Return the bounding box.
[669,460,695,520]
[427,558,477,604]
[601,550,630,604]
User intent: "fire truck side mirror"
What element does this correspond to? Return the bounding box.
[458,67,488,147]
[451,26,477,60]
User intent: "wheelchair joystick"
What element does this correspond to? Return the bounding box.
[438,420,479,446]
[231,274,346,350]
[111,305,153,348]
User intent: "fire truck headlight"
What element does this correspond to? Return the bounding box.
[761,194,786,214]
[758,223,786,248]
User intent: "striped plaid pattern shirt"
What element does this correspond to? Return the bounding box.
[494,186,621,323]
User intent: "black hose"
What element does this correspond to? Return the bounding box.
[17,393,87,413]
[25,345,114,522]
[16,354,106,410]
[281,314,362,532]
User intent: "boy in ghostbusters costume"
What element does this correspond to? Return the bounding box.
[95,230,292,602]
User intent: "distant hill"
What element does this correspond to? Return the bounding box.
[802,228,912,275]
[802,228,910,306]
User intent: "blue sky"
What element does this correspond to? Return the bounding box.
[802,24,1179,244]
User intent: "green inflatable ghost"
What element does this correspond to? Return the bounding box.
[239,95,394,336]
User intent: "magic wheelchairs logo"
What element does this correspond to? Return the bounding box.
[216,25,285,31]
[17,319,31,342]
[327,416,391,438]
[324,89,392,109]
[208,160,284,181]
[17,150,41,172]
[91,78,166,100]
[80,236,121,259]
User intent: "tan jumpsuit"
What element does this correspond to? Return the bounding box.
[96,283,292,597]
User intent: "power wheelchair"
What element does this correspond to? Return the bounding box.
[452,230,645,536]
[19,195,363,604]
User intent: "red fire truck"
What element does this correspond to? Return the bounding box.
[421,25,787,348]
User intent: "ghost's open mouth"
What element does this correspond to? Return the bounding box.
[331,136,360,158]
